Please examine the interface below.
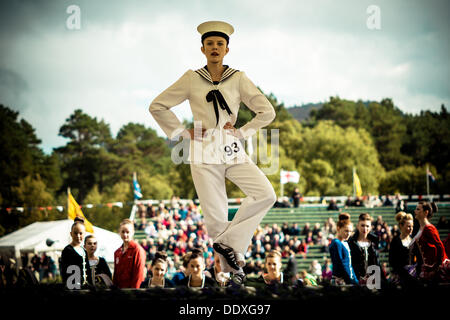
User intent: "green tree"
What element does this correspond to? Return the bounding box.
[379,165,437,195]
[56,109,118,201]
[0,105,47,205]
[310,97,410,170]
[274,119,384,196]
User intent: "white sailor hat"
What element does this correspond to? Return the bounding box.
[197,21,234,44]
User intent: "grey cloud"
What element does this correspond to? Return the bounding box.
[0,68,29,111]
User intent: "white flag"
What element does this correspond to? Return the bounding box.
[280,170,300,184]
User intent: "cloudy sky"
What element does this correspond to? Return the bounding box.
[1,0,449,153]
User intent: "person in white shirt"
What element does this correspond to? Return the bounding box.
[149,21,276,285]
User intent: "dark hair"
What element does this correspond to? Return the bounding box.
[182,252,192,268]
[84,234,96,244]
[152,251,168,267]
[186,249,204,265]
[358,213,373,222]
[201,31,229,45]
[337,212,352,229]
[71,216,85,231]
[419,201,438,219]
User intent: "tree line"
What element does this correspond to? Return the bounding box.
[0,93,448,235]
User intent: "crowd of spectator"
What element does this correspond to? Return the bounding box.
[134,196,399,284]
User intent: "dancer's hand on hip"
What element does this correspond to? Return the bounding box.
[223,122,243,139]
[185,128,206,141]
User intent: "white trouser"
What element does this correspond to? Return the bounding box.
[190,160,276,270]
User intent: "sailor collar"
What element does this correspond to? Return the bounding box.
[195,65,239,84]
[195,65,238,126]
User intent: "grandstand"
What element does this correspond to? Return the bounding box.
[132,203,450,274]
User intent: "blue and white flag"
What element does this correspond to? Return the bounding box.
[133,172,143,200]
[427,169,436,183]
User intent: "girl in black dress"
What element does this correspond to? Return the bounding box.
[179,249,217,288]
[84,234,112,287]
[60,217,91,289]
[145,251,174,288]
[348,213,381,283]
[389,211,416,285]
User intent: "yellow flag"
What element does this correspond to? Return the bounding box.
[353,171,363,197]
[68,191,94,233]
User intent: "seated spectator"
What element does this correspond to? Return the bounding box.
[373,215,384,229]
[140,239,150,254]
[297,240,308,259]
[391,225,400,239]
[166,236,177,252]
[301,223,311,236]
[305,231,314,245]
[383,195,393,207]
[324,217,337,235]
[245,245,253,259]
[243,259,258,275]
[272,234,282,248]
[309,260,322,281]
[178,205,188,220]
[263,235,272,247]
[282,222,290,236]
[354,196,364,207]
[327,199,339,211]
[345,196,353,207]
[437,216,449,229]
[322,263,333,283]
[281,245,291,258]
[166,258,177,280]
[252,243,265,259]
[138,204,147,219]
[281,234,291,247]
[290,223,301,236]
[394,193,405,213]
[378,233,388,252]
[138,217,147,231]
[312,223,322,237]
[147,245,157,262]
[298,270,317,286]
[315,231,327,249]
[144,222,158,238]
[273,197,290,208]
[263,243,272,258]
[284,250,298,282]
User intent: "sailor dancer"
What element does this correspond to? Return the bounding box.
[149,21,276,285]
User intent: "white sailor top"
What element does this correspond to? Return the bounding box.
[149,66,276,164]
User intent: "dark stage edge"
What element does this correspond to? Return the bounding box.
[1,283,449,318]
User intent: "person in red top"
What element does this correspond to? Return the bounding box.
[113,219,146,288]
[413,201,449,282]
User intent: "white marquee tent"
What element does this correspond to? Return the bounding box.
[0,219,122,268]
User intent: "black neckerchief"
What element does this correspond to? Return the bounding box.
[195,65,239,126]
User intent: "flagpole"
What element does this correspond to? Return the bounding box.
[426,164,430,200]
[352,167,356,198]
[67,187,70,215]
[133,172,137,204]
